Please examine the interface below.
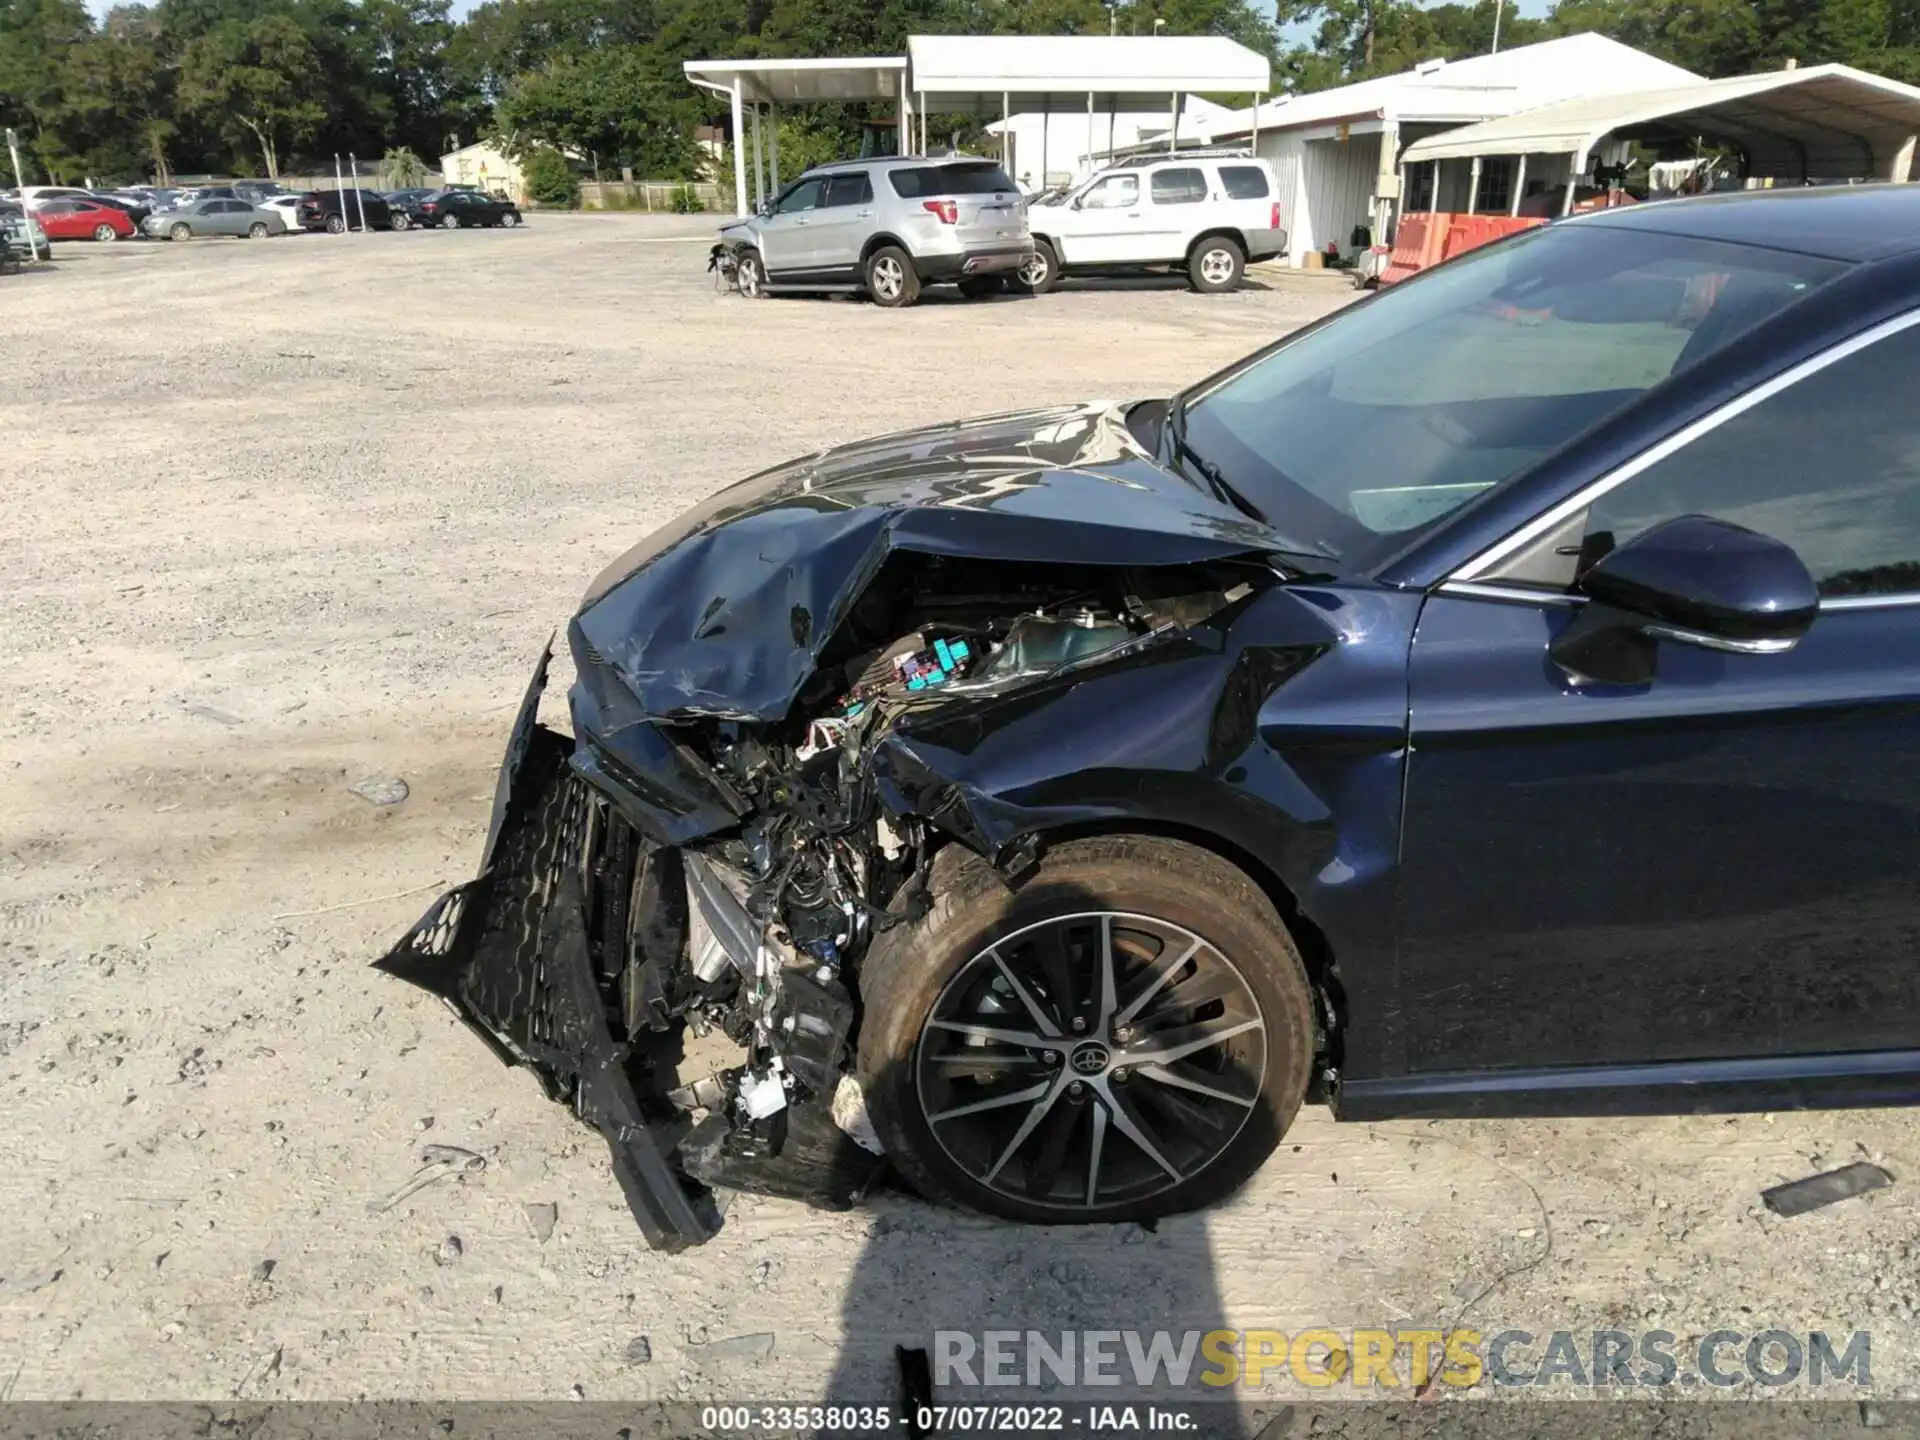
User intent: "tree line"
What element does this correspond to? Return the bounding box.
[2,0,1916,186]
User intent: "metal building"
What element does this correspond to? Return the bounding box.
[1203,34,1699,265]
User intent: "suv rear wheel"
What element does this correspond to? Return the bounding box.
[1188,236,1245,293]
[858,835,1316,1224]
[864,245,921,308]
[1012,239,1059,295]
[325,214,346,235]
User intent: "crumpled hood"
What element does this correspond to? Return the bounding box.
[573,401,1301,723]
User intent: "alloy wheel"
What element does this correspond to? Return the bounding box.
[170,223,191,241]
[913,911,1268,1213]
[870,255,904,301]
[94,223,117,242]
[1017,253,1049,287]
[1200,247,1237,287]
[739,253,764,297]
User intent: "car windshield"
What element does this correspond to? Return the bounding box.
[1179,221,1847,563]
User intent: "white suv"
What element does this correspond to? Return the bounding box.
[1018,154,1286,294]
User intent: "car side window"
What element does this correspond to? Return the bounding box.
[1080,174,1139,210]
[774,178,824,215]
[824,173,873,208]
[1581,319,1920,598]
[1150,167,1208,205]
[1220,165,1270,199]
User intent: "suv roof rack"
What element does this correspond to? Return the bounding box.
[1105,147,1255,169]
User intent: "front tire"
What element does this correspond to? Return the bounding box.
[1011,239,1060,295]
[858,836,1315,1225]
[863,244,920,308]
[736,248,767,298]
[1188,236,1245,293]
[501,211,521,228]
[169,222,191,242]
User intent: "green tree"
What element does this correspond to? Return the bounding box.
[520,143,577,203]
[178,12,325,176]
[379,143,428,185]
[497,44,701,177]
[0,0,93,179]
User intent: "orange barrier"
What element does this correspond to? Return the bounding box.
[1378,210,1545,285]
[1378,212,1448,285]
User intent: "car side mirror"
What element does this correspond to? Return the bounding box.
[1548,514,1818,686]
[756,199,773,217]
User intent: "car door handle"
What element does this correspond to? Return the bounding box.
[793,218,810,226]
[856,210,874,218]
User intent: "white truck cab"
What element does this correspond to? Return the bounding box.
[1017,152,1286,294]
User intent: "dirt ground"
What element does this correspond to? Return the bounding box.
[2,214,1916,1414]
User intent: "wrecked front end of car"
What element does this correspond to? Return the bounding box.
[378,403,1357,1249]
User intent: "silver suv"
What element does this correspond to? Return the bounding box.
[718,155,1031,308]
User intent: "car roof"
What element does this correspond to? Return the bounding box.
[1564,183,1920,264]
[804,154,1000,175]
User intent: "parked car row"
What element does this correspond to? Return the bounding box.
[714,151,1286,307]
[0,181,524,247]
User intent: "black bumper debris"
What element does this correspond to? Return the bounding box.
[376,645,720,1252]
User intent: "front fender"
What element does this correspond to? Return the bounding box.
[871,584,1420,1077]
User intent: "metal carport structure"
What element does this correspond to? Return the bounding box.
[1400,64,1920,216]
[686,35,1269,216]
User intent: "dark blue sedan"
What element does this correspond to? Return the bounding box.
[383,183,1920,1247]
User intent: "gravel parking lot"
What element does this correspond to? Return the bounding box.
[2,214,1916,1411]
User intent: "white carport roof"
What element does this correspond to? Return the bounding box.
[683,56,907,106]
[906,34,1269,111]
[1401,64,1920,178]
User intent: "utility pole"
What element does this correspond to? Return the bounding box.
[1491,0,1505,54]
[5,128,43,261]
[350,154,368,233]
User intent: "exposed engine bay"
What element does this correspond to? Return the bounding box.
[376,401,1345,1249]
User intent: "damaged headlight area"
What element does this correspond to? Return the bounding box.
[377,553,1271,1250]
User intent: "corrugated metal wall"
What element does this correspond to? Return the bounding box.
[1259,134,1306,262]
[1302,134,1382,262]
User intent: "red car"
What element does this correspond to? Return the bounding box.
[32,197,137,242]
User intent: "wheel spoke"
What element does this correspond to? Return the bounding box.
[991,947,1062,1038]
[1148,964,1244,1018]
[1022,1092,1084,1198]
[1094,916,1118,1029]
[1098,1080,1181,1180]
[927,1049,1048,1074]
[927,1080,1052,1124]
[1030,924,1077,1030]
[1115,938,1200,1026]
[1137,1062,1259,1108]
[983,1078,1068,1181]
[927,1019,1056,1049]
[1121,1015,1262,1067]
[1084,1102,1108,1207]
